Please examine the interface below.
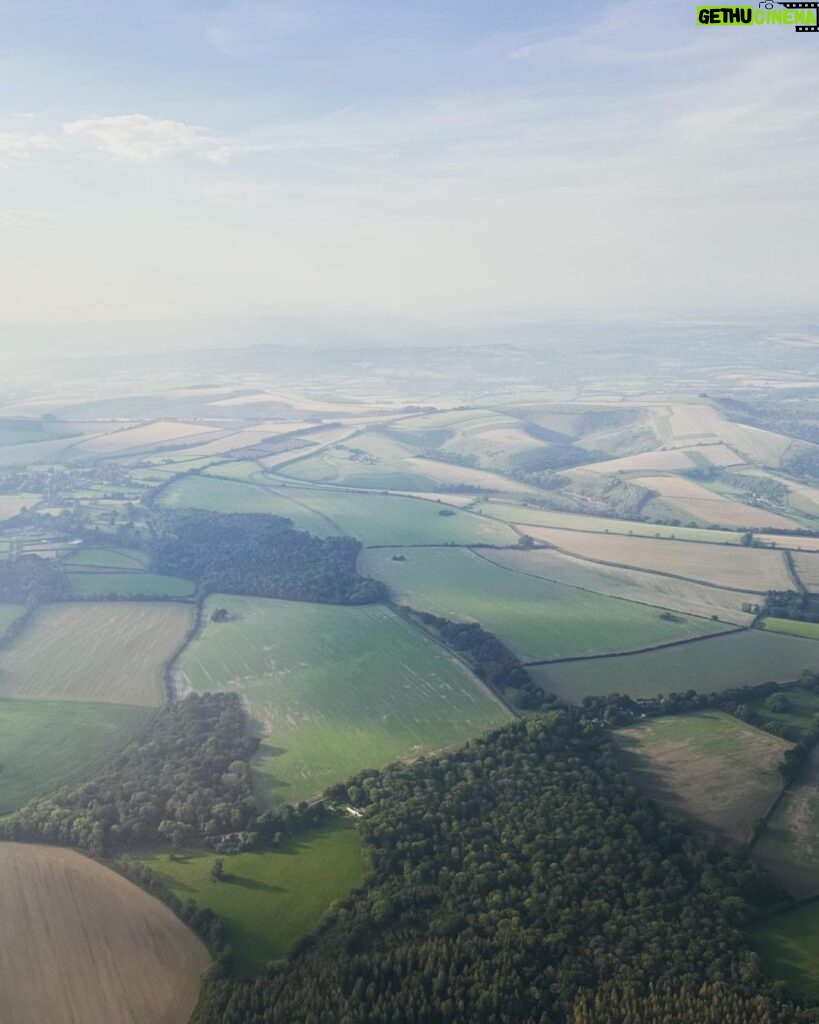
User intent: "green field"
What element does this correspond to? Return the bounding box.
[0,699,152,813]
[138,822,363,974]
[760,618,819,641]
[752,905,819,1000]
[279,432,441,490]
[360,548,726,663]
[178,595,511,804]
[475,500,744,543]
[61,546,150,569]
[532,630,819,702]
[161,475,517,546]
[0,602,192,706]
[67,570,196,599]
[615,711,789,843]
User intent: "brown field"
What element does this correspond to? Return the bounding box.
[0,602,192,706]
[0,493,40,520]
[525,526,793,591]
[793,552,819,592]
[483,548,758,625]
[0,843,208,1024]
[634,474,800,529]
[615,711,791,843]
[77,420,219,455]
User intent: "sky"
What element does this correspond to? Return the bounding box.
[0,0,817,351]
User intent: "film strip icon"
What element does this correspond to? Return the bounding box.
[774,1,819,31]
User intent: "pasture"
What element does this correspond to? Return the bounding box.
[0,843,208,1024]
[0,602,191,706]
[759,618,819,641]
[0,602,25,639]
[615,711,790,843]
[142,821,363,973]
[62,546,150,569]
[178,596,511,804]
[752,904,819,1000]
[634,474,800,530]
[0,699,151,813]
[524,526,792,591]
[482,548,756,625]
[533,629,819,702]
[67,570,196,599]
[360,547,726,663]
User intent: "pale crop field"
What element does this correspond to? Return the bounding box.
[360,547,726,663]
[524,526,792,591]
[76,420,219,455]
[0,843,209,1024]
[583,449,698,475]
[615,712,790,843]
[179,596,511,805]
[0,602,191,706]
[533,630,819,702]
[757,534,819,552]
[403,457,536,494]
[633,474,801,530]
[663,404,793,466]
[0,493,40,520]
[793,552,819,591]
[482,548,758,625]
[475,499,745,544]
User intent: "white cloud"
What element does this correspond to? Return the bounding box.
[62,113,218,162]
[205,2,311,58]
[0,131,57,167]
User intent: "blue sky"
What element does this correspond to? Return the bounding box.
[0,0,817,348]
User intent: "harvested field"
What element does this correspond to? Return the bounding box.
[583,444,744,475]
[0,843,209,1024]
[615,711,790,843]
[757,534,819,552]
[477,500,745,543]
[533,630,819,702]
[523,526,792,591]
[0,602,191,706]
[482,548,757,625]
[179,596,511,804]
[76,420,219,455]
[0,699,152,813]
[361,547,726,663]
[634,474,800,529]
[663,404,793,465]
[404,457,535,494]
[792,552,819,591]
[0,493,39,520]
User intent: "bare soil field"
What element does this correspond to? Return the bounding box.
[525,526,793,591]
[634,474,800,529]
[76,420,218,455]
[0,602,191,706]
[0,843,209,1024]
[615,712,791,843]
[482,548,758,625]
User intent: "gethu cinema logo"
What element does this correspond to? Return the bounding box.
[697,2,819,31]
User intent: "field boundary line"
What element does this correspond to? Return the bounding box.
[784,549,808,594]
[522,626,748,667]
[504,532,770,596]
[469,547,751,626]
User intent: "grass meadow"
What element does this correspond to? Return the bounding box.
[360,547,726,663]
[0,700,152,813]
[140,821,363,973]
[178,596,511,805]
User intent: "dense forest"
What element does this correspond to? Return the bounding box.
[3,693,258,853]
[762,590,819,623]
[149,509,386,604]
[405,607,545,709]
[192,714,812,1024]
[0,553,70,604]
